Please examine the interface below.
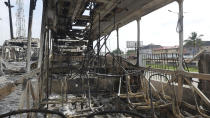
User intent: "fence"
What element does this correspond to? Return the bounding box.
[140,53,197,72]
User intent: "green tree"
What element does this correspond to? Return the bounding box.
[184,32,203,56]
[126,50,135,55]
[112,48,124,55]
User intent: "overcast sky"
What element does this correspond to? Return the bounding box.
[0,0,42,44]
[0,0,210,51]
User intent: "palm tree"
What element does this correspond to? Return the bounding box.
[112,48,124,55]
[184,32,203,57]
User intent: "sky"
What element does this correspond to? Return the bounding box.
[0,0,210,52]
[0,0,43,44]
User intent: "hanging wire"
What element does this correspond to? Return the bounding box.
[176,15,183,33]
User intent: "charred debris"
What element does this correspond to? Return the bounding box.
[0,0,210,118]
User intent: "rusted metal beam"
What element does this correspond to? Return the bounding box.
[182,101,209,114]
[136,103,172,110]
[186,49,206,63]
[184,78,210,108]
[95,0,113,3]
[181,71,210,81]
[119,94,144,98]
[72,0,83,22]
[92,0,120,30]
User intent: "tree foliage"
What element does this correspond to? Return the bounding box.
[112,48,124,55]
[184,32,203,48]
[126,50,135,55]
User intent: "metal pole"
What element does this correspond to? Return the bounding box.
[117,27,119,57]
[7,0,14,39]
[97,13,101,66]
[87,2,94,52]
[113,10,120,58]
[136,18,141,66]
[46,29,50,109]
[178,0,184,71]
[26,0,34,72]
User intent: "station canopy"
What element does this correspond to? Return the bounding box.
[45,0,175,40]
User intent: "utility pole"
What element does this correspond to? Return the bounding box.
[5,0,14,39]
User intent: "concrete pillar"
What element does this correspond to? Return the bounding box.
[177,0,185,105]
[38,26,45,68]
[8,48,10,60]
[38,3,46,69]
[198,53,210,106]
[26,30,32,72]
[26,0,35,72]
[178,0,184,71]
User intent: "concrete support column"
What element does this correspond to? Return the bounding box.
[38,2,46,69]
[177,0,184,105]
[38,32,44,68]
[26,31,32,72]
[26,0,35,73]
[178,0,184,71]
[45,29,50,108]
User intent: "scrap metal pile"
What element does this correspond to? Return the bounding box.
[2,38,40,62]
